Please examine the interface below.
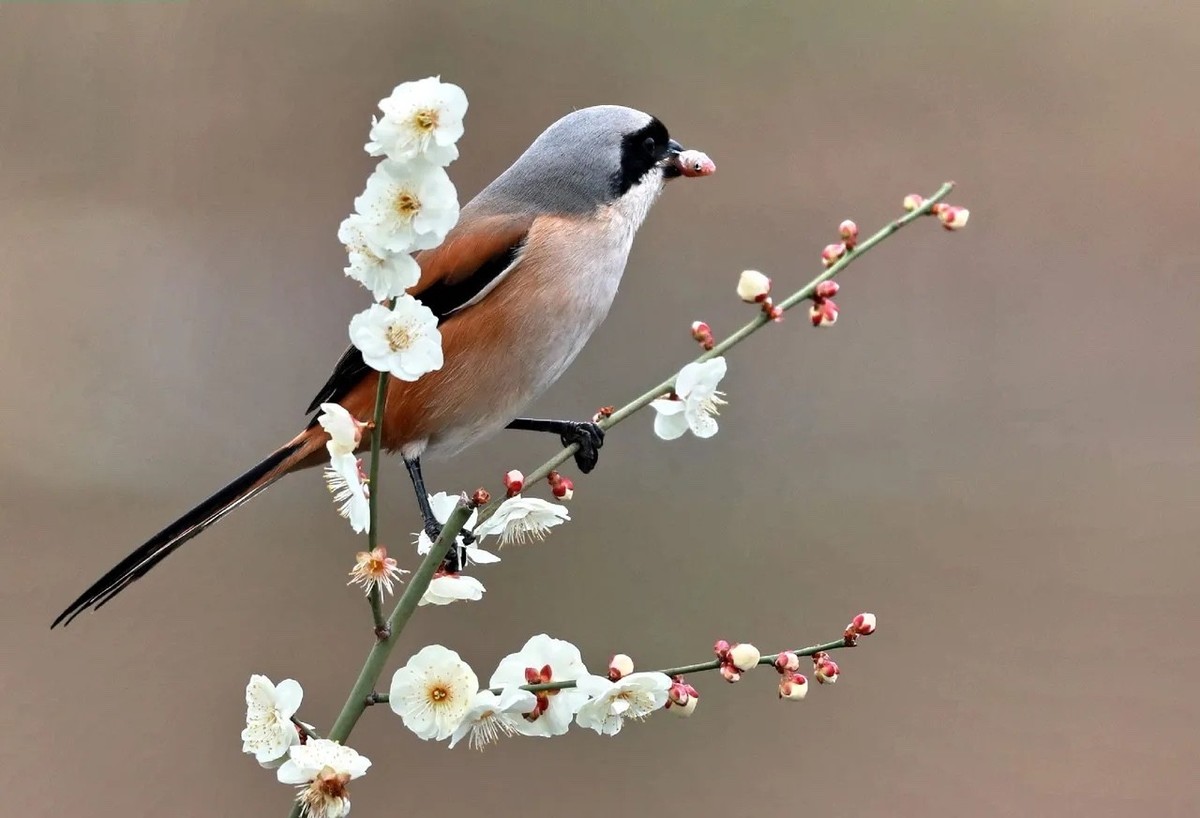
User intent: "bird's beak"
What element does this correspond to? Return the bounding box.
[661,138,716,180]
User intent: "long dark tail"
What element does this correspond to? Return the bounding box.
[53,438,316,628]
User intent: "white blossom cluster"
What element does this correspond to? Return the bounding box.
[244,636,672,816]
[316,77,467,535]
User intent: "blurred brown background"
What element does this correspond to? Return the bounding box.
[2,2,1198,816]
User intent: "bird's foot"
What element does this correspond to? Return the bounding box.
[423,518,475,574]
[558,420,605,474]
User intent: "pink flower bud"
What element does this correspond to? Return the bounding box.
[713,639,731,658]
[608,653,635,681]
[938,205,970,230]
[839,220,859,248]
[815,280,840,299]
[502,469,524,496]
[690,320,715,351]
[470,488,491,507]
[728,642,761,672]
[764,300,784,322]
[903,194,925,212]
[774,651,801,673]
[720,664,741,683]
[592,406,614,423]
[813,653,840,684]
[668,677,699,710]
[737,270,772,303]
[675,149,716,178]
[548,473,574,501]
[809,299,839,327]
[821,243,847,268]
[851,612,877,636]
[668,694,698,716]
[779,673,809,701]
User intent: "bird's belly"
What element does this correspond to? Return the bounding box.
[421,243,626,460]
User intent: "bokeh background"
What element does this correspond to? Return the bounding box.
[2,2,1198,816]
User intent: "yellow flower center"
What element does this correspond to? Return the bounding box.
[430,685,449,702]
[414,108,439,132]
[385,323,413,352]
[391,191,421,221]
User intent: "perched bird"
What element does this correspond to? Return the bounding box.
[53,104,713,627]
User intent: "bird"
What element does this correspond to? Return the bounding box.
[53,104,713,627]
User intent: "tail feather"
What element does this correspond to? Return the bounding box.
[52,441,308,628]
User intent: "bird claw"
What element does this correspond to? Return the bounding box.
[559,421,605,474]
[423,519,475,574]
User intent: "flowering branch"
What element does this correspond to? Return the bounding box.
[283,503,473,818]
[327,503,471,742]
[368,635,854,703]
[473,181,955,526]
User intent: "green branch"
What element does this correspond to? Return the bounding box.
[365,372,390,637]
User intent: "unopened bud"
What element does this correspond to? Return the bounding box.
[839,220,859,248]
[903,193,925,211]
[690,320,715,350]
[502,469,524,496]
[737,269,772,303]
[815,280,839,299]
[821,242,847,267]
[938,205,970,230]
[469,488,491,507]
[608,653,635,681]
[675,149,716,178]
[813,654,840,684]
[763,300,784,322]
[668,694,698,716]
[592,406,614,423]
[851,612,877,636]
[667,677,699,711]
[713,639,731,658]
[728,642,761,672]
[774,651,801,673]
[809,299,839,327]
[720,665,741,683]
[547,471,574,501]
[778,673,809,701]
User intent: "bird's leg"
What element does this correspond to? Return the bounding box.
[505,417,605,473]
[403,456,471,572]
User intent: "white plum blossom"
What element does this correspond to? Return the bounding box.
[489,634,590,737]
[471,495,570,547]
[277,739,370,818]
[241,675,303,767]
[419,573,485,606]
[353,159,459,253]
[415,492,498,565]
[448,687,538,751]
[389,645,479,741]
[324,454,370,534]
[316,402,366,459]
[337,214,422,301]
[574,672,672,736]
[349,298,443,381]
[365,77,468,167]
[651,356,728,440]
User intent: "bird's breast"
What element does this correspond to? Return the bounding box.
[405,214,638,459]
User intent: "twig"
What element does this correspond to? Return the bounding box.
[365,372,390,637]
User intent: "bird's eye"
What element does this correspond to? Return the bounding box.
[643,136,657,155]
